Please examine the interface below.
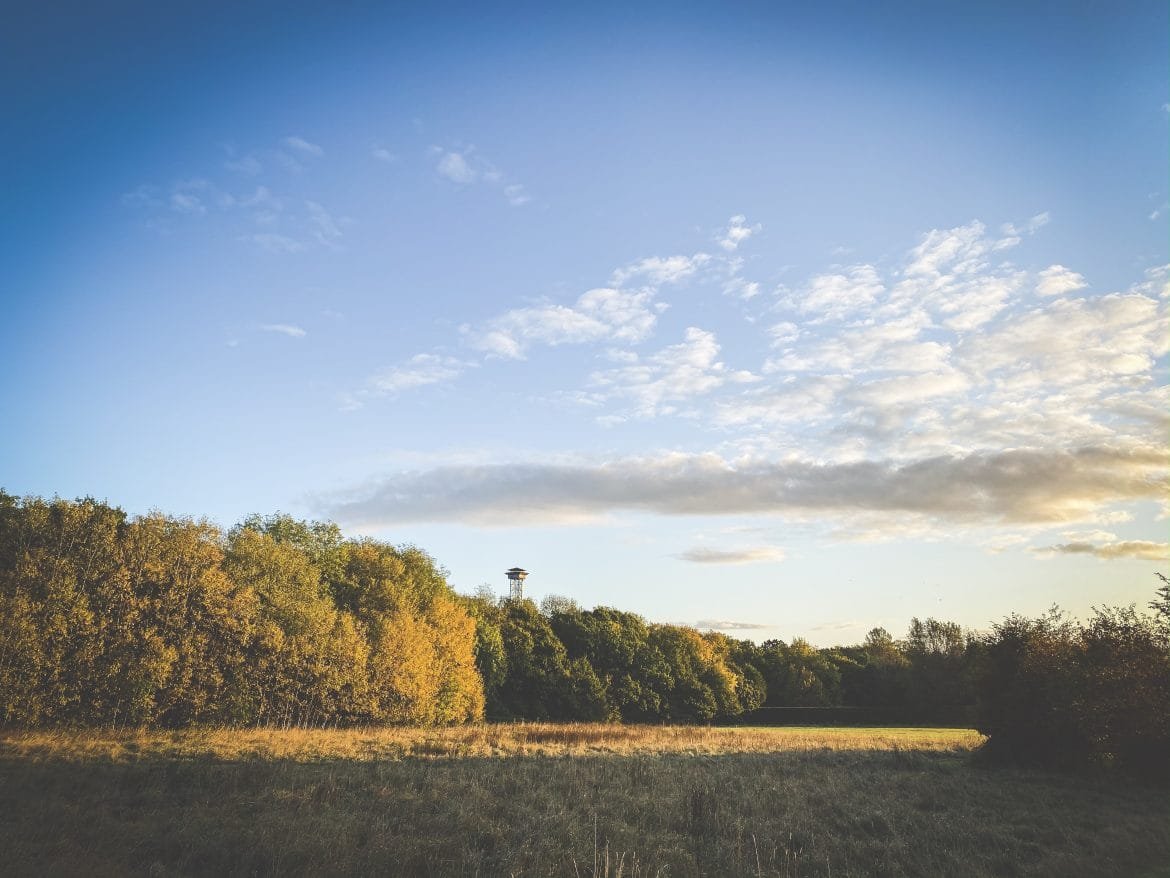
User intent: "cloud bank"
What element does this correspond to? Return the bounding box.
[321,444,1168,529]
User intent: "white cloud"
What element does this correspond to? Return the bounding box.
[767,322,800,346]
[1036,265,1087,297]
[798,265,885,319]
[317,214,1168,547]
[677,547,785,565]
[371,147,398,163]
[712,375,848,429]
[904,221,997,278]
[468,305,606,358]
[884,220,1028,330]
[848,370,969,409]
[1025,212,1050,233]
[717,215,761,251]
[766,310,935,374]
[1000,212,1050,241]
[503,184,530,206]
[283,135,324,157]
[342,353,471,409]
[260,323,307,338]
[1129,263,1170,300]
[436,150,477,184]
[432,144,530,206]
[723,277,761,300]
[472,330,526,360]
[466,288,659,360]
[590,328,758,417]
[588,218,1170,472]
[957,292,1165,388]
[370,354,466,394]
[577,288,659,342]
[612,254,711,287]
[938,273,1025,331]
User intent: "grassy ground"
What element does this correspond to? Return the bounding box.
[1,724,1166,877]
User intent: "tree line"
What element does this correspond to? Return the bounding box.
[1,493,1166,776]
[0,494,482,727]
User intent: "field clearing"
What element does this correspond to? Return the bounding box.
[1,724,1167,877]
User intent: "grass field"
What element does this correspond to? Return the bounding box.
[1,724,1167,877]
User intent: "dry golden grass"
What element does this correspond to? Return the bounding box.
[0,722,983,763]
[1,724,1167,877]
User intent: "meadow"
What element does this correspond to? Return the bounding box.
[2,724,1167,877]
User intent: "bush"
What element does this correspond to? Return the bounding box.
[975,600,1170,779]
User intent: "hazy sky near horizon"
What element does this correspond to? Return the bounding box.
[3,1,1168,644]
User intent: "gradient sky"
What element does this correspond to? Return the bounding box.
[3,1,1167,644]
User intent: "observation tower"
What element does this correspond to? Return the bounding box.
[505,567,528,600]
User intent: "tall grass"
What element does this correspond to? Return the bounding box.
[1,724,1166,876]
[0,722,981,763]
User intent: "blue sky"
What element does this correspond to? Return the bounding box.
[3,1,1167,644]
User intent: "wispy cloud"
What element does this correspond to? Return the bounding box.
[676,547,785,565]
[125,138,345,252]
[611,254,711,287]
[169,185,208,215]
[432,144,529,206]
[436,150,477,183]
[808,620,865,633]
[465,288,660,360]
[999,212,1050,243]
[250,233,304,254]
[283,135,324,157]
[305,200,347,249]
[370,354,466,394]
[224,153,263,175]
[1033,540,1169,561]
[503,184,530,206]
[260,323,307,338]
[126,179,343,254]
[342,353,470,410]
[459,220,760,367]
[695,618,772,630]
[222,136,323,176]
[722,276,761,300]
